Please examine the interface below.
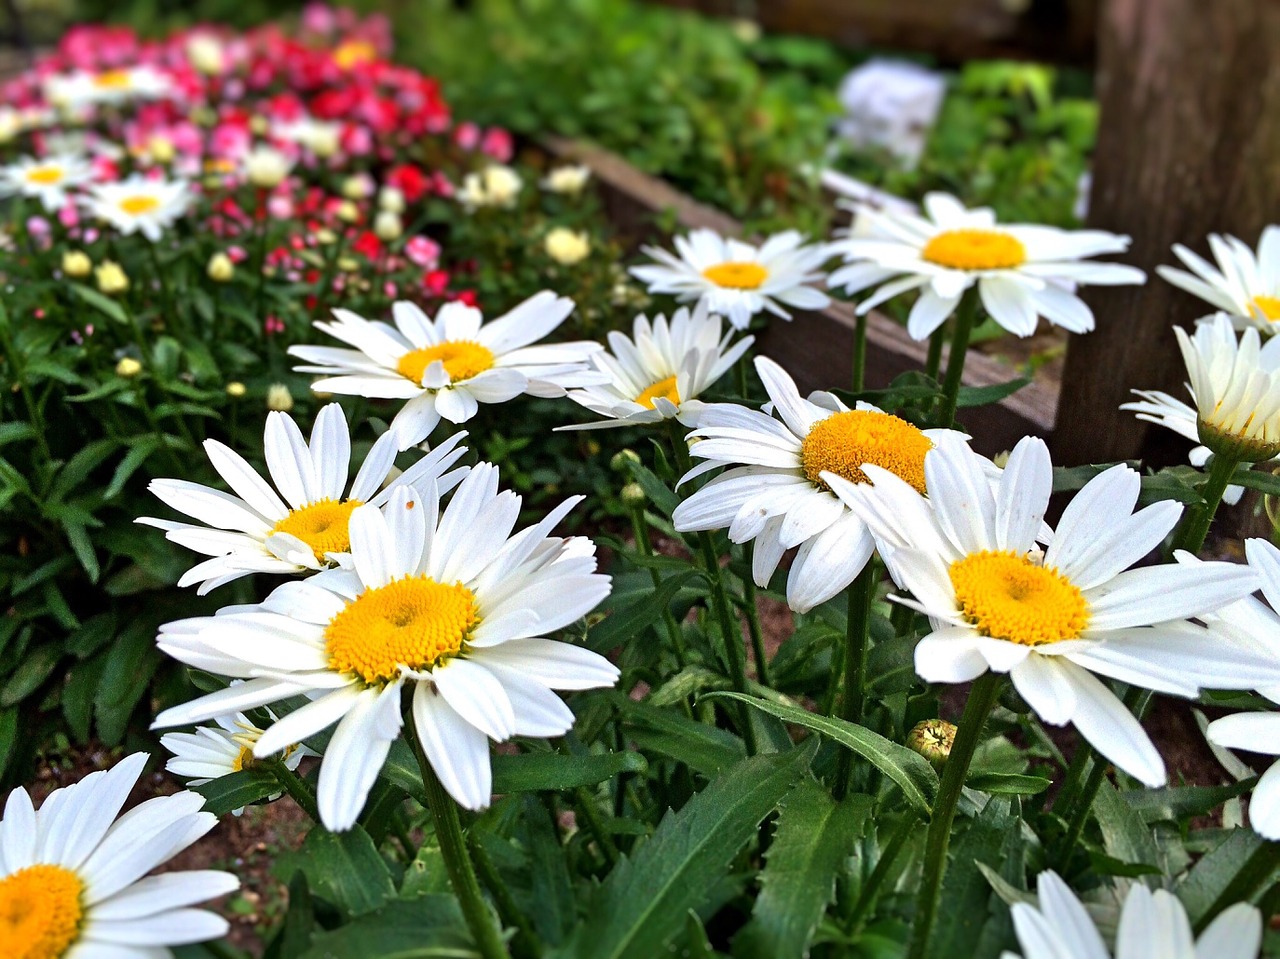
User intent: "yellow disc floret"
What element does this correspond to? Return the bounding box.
[949,550,1088,646]
[800,410,932,494]
[118,195,161,216]
[0,864,85,959]
[702,261,768,290]
[921,229,1027,271]
[24,167,63,186]
[333,39,377,70]
[92,69,132,89]
[397,341,495,386]
[325,576,480,685]
[271,498,363,563]
[635,375,680,411]
[1251,295,1280,322]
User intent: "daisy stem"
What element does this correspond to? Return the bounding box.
[270,760,320,823]
[1172,453,1241,556]
[468,832,542,959]
[834,562,877,798]
[907,671,1003,959]
[847,811,918,933]
[924,326,945,383]
[741,543,773,688]
[936,293,980,429]
[628,503,689,668]
[1193,838,1280,934]
[851,310,868,393]
[411,728,512,959]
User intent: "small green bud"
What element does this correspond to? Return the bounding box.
[620,482,647,508]
[907,719,957,770]
[611,449,641,473]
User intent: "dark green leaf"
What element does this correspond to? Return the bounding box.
[1179,828,1269,924]
[298,896,476,958]
[966,772,1051,795]
[1,643,62,707]
[193,768,283,817]
[1122,780,1255,823]
[930,796,1013,957]
[955,377,1030,408]
[622,699,746,775]
[1093,781,1160,871]
[67,283,128,323]
[587,570,702,652]
[277,825,396,919]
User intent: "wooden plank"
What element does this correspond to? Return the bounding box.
[543,136,1057,457]
[1052,0,1280,467]
[651,0,1098,67]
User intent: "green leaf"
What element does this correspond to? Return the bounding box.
[298,896,476,958]
[93,621,158,744]
[193,768,283,817]
[1229,467,1280,498]
[622,700,746,776]
[1179,828,1269,924]
[0,642,62,707]
[930,796,1014,957]
[706,692,938,814]
[104,439,162,500]
[0,707,18,780]
[553,746,811,959]
[67,283,128,323]
[733,781,871,959]
[61,518,100,582]
[955,376,1030,408]
[276,825,396,919]
[966,772,1051,795]
[519,794,576,946]
[1122,780,1255,823]
[270,871,315,959]
[1092,781,1160,872]
[48,438,118,503]
[623,458,681,517]
[587,570,702,652]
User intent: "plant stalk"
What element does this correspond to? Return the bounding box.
[270,760,320,823]
[936,292,980,428]
[741,543,772,688]
[848,812,917,932]
[851,309,868,392]
[1171,453,1241,556]
[834,562,877,797]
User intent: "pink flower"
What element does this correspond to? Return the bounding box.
[405,235,440,269]
[453,122,480,151]
[268,195,294,219]
[480,127,513,162]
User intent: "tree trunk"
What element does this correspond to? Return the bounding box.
[1053,0,1280,466]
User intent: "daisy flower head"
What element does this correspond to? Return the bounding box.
[153,467,619,829]
[1157,228,1280,331]
[0,153,94,212]
[629,228,832,330]
[82,173,192,241]
[44,65,174,111]
[289,292,605,450]
[559,302,754,430]
[828,434,1275,786]
[0,751,238,957]
[829,192,1145,340]
[671,355,967,613]
[1004,870,1261,959]
[139,402,471,593]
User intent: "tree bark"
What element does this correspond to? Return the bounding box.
[1053,0,1280,466]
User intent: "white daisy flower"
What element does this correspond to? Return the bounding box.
[1157,229,1280,331]
[671,356,967,613]
[0,153,94,212]
[161,700,310,816]
[1207,710,1280,840]
[44,66,174,110]
[289,292,605,450]
[0,751,238,957]
[152,467,618,829]
[629,228,832,330]
[1004,870,1261,959]
[139,402,470,594]
[559,302,754,430]
[827,434,1273,786]
[829,192,1145,340]
[1119,388,1246,502]
[82,174,193,241]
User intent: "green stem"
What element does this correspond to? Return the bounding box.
[468,832,541,959]
[924,325,945,382]
[735,352,750,398]
[574,786,621,867]
[1192,839,1280,934]
[1171,453,1241,556]
[851,309,868,393]
[936,292,980,429]
[629,503,688,667]
[741,543,772,688]
[848,812,917,932]
[699,531,759,756]
[271,760,320,823]
[835,562,877,798]
[409,712,511,959]
[907,672,1003,959]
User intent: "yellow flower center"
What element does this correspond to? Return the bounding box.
[270,499,364,563]
[25,166,63,186]
[232,745,254,772]
[0,864,84,959]
[921,229,1027,271]
[325,576,480,685]
[635,375,681,410]
[701,261,768,290]
[118,195,161,216]
[1251,295,1280,322]
[948,550,1089,646]
[397,341,495,386]
[92,69,132,89]
[333,39,377,70]
[799,410,932,494]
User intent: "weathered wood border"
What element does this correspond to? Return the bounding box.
[544,135,1058,456]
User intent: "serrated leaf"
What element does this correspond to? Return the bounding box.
[276,825,395,919]
[1094,780,1159,871]
[1122,780,1255,823]
[1178,828,1270,924]
[298,896,476,958]
[929,796,1014,957]
[706,692,938,814]
[622,699,746,775]
[553,746,812,959]
[193,768,283,817]
[733,781,871,959]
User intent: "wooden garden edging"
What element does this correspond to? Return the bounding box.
[544,136,1058,457]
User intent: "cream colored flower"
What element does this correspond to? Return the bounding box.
[542,165,591,195]
[545,227,590,265]
[458,164,522,210]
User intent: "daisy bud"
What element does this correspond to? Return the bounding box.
[907,719,956,770]
[207,251,235,282]
[115,356,142,378]
[244,146,292,189]
[61,250,92,278]
[620,482,647,508]
[374,210,403,242]
[545,227,590,266]
[610,449,641,472]
[94,260,129,295]
[378,186,405,213]
[226,381,247,398]
[265,383,294,412]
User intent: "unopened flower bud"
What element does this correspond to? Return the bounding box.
[907,719,956,770]
[95,260,129,295]
[610,449,641,473]
[115,356,142,378]
[265,383,293,412]
[207,252,235,282]
[620,482,647,508]
[62,250,92,278]
[226,381,246,398]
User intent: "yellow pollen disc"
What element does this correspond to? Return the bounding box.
[799,410,932,494]
[325,576,480,685]
[118,195,161,216]
[333,39,377,70]
[949,550,1089,647]
[0,864,85,959]
[701,261,768,290]
[25,167,63,186]
[1251,295,1280,322]
[271,498,364,563]
[397,341,495,386]
[232,745,254,772]
[92,69,132,89]
[635,375,680,410]
[921,229,1027,271]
